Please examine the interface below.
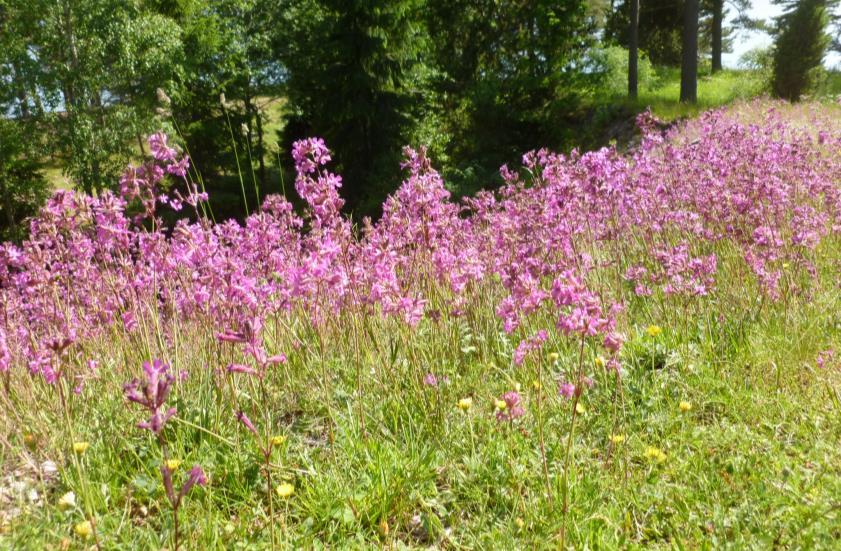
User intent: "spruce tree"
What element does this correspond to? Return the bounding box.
[772,0,833,101]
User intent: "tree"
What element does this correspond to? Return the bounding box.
[0,119,50,241]
[606,0,685,66]
[1,0,185,194]
[425,0,594,194]
[772,0,834,101]
[681,0,700,103]
[711,0,725,72]
[608,0,755,71]
[279,0,427,214]
[705,0,753,73]
[629,0,640,98]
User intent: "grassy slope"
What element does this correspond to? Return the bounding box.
[2,101,841,550]
[631,68,768,120]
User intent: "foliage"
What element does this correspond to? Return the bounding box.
[591,45,656,98]
[772,0,835,100]
[0,119,50,241]
[0,0,184,192]
[278,0,426,214]
[425,0,595,197]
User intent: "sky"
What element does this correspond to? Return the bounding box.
[722,0,841,69]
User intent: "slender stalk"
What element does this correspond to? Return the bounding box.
[59,380,102,551]
[560,335,586,549]
[535,357,553,507]
[221,104,249,216]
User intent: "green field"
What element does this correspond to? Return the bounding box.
[2,99,841,549]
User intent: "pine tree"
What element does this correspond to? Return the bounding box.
[772,0,834,101]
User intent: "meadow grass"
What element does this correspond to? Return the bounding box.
[3,240,841,549]
[1,100,840,550]
[616,68,768,121]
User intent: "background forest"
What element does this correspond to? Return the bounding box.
[1,0,840,236]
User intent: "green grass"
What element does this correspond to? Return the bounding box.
[634,68,768,121]
[5,98,841,551]
[2,233,841,548]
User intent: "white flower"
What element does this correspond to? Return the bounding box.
[58,492,76,510]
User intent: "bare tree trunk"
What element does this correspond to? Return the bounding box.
[255,102,266,188]
[61,0,80,111]
[681,0,699,103]
[712,0,723,73]
[628,0,640,99]
[243,90,258,192]
[11,64,31,119]
[0,179,17,235]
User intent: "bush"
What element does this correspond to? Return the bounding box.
[591,45,655,98]
[740,46,774,92]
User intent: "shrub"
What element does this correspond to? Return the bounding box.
[591,45,655,97]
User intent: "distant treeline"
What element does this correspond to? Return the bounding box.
[1,0,838,238]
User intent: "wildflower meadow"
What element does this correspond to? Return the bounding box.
[1,99,841,549]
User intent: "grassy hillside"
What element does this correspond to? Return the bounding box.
[1,99,840,550]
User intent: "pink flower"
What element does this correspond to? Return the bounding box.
[496,391,525,422]
[559,382,576,399]
[236,411,259,437]
[227,363,258,376]
[124,359,177,434]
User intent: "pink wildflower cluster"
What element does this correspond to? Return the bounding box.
[0,102,837,388]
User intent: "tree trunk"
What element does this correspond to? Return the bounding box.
[11,64,31,119]
[243,91,259,196]
[61,0,80,111]
[681,0,700,103]
[628,0,640,99]
[712,0,723,73]
[0,179,16,234]
[255,102,266,188]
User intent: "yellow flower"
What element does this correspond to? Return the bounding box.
[457,397,473,411]
[271,435,286,447]
[74,520,93,538]
[679,401,692,412]
[644,446,667,463]
[594,356,605,369]
[495,399,507,411]
[532,379,541,391]
[609,434,626,445]
[58,492,76,510]
[547,352,560,362]
[646,325,662,338]
[165,459,182,470]
[23,433,37,449]
[514,517,525,529]
[575,402,586,415]
[275,483,295,498]
[72,442,89,455]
